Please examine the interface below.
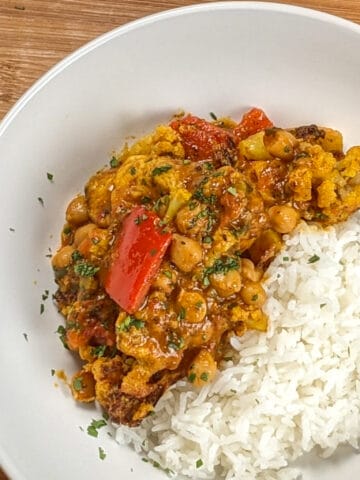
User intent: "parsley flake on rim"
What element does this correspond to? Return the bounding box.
[98,447,106,460]
[46,172,54,182]
[87,418,107,438]
[308,254,320,264]
[151,165,172,176]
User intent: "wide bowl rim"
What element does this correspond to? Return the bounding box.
[1,2,360,479]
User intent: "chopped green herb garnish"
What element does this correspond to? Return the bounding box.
[196,459,203,468]
[209,112,217,120]
[71,250,83,262]
[129,166,137,175]
[167,333,185,351]
[42,289,49,301]
[117,316,145,332]
[149,248,157,256]
[74,262,100,277]
[56,325,69,349]
[110,156,119,168]
[178,307,186,320]
[40,303,45,314]
[283,256,289,261]
[320,303,326,308]
[98,447,106,460]
[73,377,84,392]
[200,372,209,382]
[251,294,258,301]
[134,213,148,225]
[183,159,191,165]
[47,172,54,182]
[9,227,15,232]
[203,236,212,244]
[102,412,109,421]
[87,418,107,438]
[314,211,329,221]
[188,372,196,383]
[91,345,107,357]
[23,333,28,342]
[163,270,172,279]
[203,256,239,285]
[151,165,172,176]
[38,197,44,206]
[227,186,237,196]
[195,301,203,309]
[308,254,320,264]
[51,369,55,376]
[63,226,71,235]
[204,161,214,171]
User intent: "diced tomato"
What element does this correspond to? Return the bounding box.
[105,206,172,314]
[170,114,236,161]
[233,108,273,140]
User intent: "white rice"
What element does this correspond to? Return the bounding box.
[116,211,360,479]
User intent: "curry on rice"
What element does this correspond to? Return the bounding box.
[52,108,360,426]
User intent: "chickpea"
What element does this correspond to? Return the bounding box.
[74,223,97,246]
[71,370,96,403]
[51,245,75,269]
[240,281,267,307]
[66,195,89,226]
[170,234,203,272]
[152,269,177,294]
[263,128,298,160]
[241,258,262,282]
[177,289,207,323]
[210,269,242,298]
[268,205,299,234]
[187,350,217,387]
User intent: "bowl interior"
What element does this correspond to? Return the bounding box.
[1,3,360,479]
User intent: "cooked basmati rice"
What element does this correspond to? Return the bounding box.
[116,212,360,479]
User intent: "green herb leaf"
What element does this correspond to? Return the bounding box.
[283,256,289,261]
[110,156,119,168]
[51,369,55,376]
[141,196,152,204]
[23,333,28,342]
[200,372,209,382]
[42,289,49,301]
[38,197,44,206]
[74,262,100,277]
[117,316,145,332]
[163,270,172,279]
[87,418,107,438]
[196,459,203,468]
[91,345,107,357]
[63,226,72,235]
[251,294,258,301]
[47,172,54,182]
[151,165,172,176]
[178,307,186,320]
[149,248,157,257]
[73,377,84,392]
[71,250,83,262]
[9,227,15,232]
[129,166,137,175]
[308,254,320,264]
[203,236,212,244]
[320,303,326,308]
[188,372,196,383]
[209,112,218,120]
[40,303,45,314]
[227,186,237,196]
[56,325,69,349]
[98,447,106,460]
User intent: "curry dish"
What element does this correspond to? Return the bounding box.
[52,108,360,426]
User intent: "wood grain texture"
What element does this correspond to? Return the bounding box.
[0,0,359,478]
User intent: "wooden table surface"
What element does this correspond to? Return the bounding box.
[1,0,360,477]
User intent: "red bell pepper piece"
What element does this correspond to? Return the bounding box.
[233,108,273,140]
[105,206,172,314]
[170,114,236,161]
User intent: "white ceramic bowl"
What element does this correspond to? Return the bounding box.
[1,2,360,479]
